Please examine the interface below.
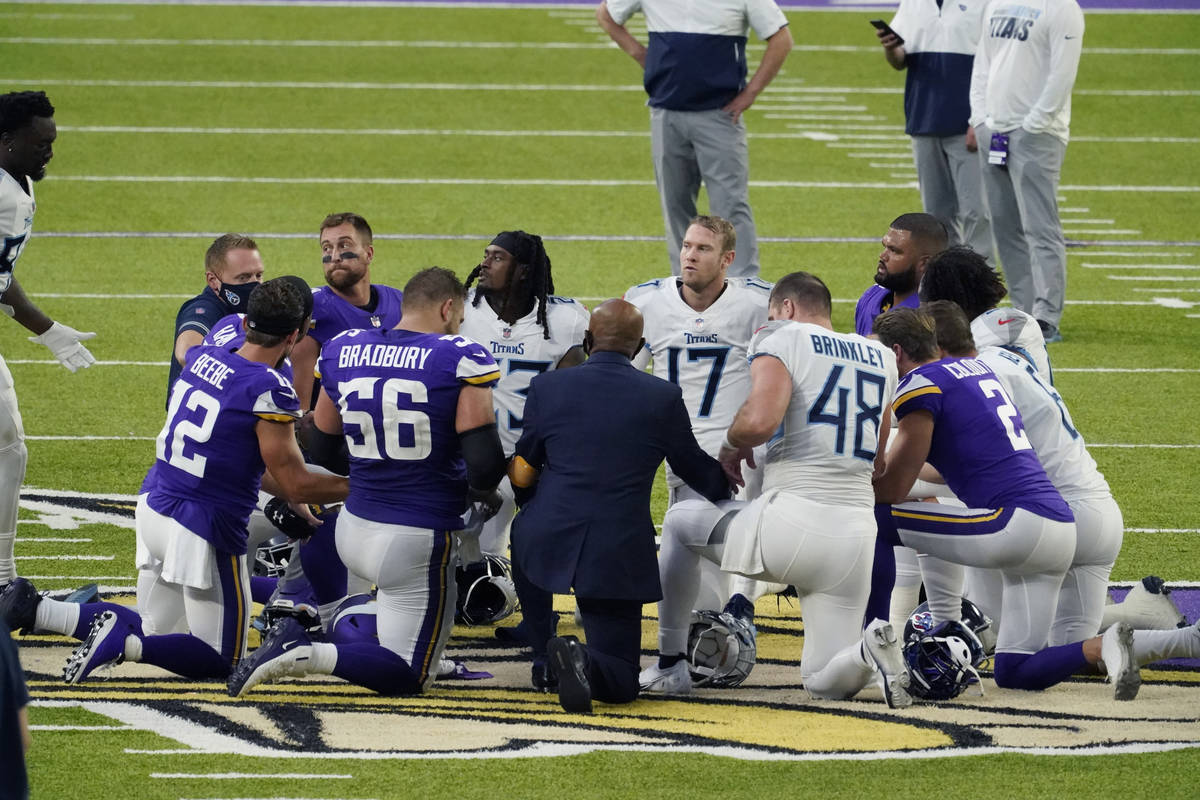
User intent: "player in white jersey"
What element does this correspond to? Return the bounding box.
[920,240,1052,384]
[0,91,96,588]
[923,300,1119,646]
[625,216,778,661]
[640,273,912,707]
[459,231,589,564]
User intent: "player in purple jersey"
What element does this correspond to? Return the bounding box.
[50,279,349,685]
[229,268,507,697]
[853,213,948,338]
[871,308,1140,699]
[288,213,404,410]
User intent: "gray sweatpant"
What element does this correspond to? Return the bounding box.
[912,133,995,263]
[976,124,1068,330]
[650,106,760,278]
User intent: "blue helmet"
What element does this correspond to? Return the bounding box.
[904,597,996,656]
[455,554,519,626]
[903,619,984,701]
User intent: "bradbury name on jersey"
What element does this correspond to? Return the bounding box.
[809,334,888,369]
[335,341,433,371]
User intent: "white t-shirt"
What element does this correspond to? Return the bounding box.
[625,276,771,485]
[0,169,36,294]
[968,0,1085,142]
[750,320,898,506]
[460,290,590,454]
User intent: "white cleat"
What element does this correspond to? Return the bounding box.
[638,660,693,695]
[1101,621,1141,701]
[1111,576,1187,631]
[864,620,912,709]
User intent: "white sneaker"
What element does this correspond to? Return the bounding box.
[1101,621,1141,701]
[1109,576,1187,631]
[638,660,693,695]
[864,620,912,709]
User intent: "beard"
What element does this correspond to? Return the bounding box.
[876,263,919,294]
[326,264,366,292]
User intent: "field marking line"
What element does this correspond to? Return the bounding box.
[14,554,113,560]
[1083,263,1199,269]
[9,78,1199,97]
[20,575,134,580]
[14,537,93,542]
[30,724,136,731]
[1107,275,1200,281]
[151,773,354,780]
[39,175,1200,192]
[5,36,1200,55]
[1074,252,1192,257]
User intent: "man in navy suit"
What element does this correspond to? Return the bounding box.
[508,298,730,712]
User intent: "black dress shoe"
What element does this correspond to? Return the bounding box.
[547,635,592,713]
[531,660,558,692]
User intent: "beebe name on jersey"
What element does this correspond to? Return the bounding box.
[188,351,237,390]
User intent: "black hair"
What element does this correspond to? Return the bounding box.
[921,299,976,357]
[403,266,466,311]
[918,246,1007,320]
[890,212,950,255]
[0,91,55,136]
[465,230,555,340]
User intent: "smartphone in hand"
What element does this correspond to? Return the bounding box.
[870,19,904,45]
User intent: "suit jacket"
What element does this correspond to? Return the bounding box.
[511,350,729,602]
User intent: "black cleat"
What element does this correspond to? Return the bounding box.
[0,578,42,633]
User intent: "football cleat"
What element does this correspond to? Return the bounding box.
[227,617,313,698]
[0,577,42,633]
[638,660,693,695]
[1101,621,1141,701]
[63,611,127,685]
[864,619,912,709]
[1110,576,1187,631]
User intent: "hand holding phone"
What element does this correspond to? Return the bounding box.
[870,19,904,46]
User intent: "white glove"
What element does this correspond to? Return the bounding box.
[29,322,97,373]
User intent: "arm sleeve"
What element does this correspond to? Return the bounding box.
[746,0,788,41]
[604,0,642,27]
[460,423,507,493]
[1022,3,1083,133]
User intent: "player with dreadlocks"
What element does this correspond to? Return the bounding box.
[458,232,589,625]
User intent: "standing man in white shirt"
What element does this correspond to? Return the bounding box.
[969,0,1084,343]
[876,0,993,262]
[596,0,793,278]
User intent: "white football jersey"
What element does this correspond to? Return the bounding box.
[978,347,1109,502]
[751,320,898,506]
[0,169,36,294]
[625,277,772,484]
[460,289,590,454]
[972,307,1052,384]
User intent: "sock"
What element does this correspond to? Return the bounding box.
[994,645,1089,691]
[865,513,898,624]
[139,634,230,679]
[309,641,338,673]
[658,652,685,670]
[124,635,143,662]
[889,546,922,631]
[33,596,82,638]
[0,530,15,585]
[330,642,422,695]
[1132,627,1200,666]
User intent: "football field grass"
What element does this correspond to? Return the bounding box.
[2,1,1199,797]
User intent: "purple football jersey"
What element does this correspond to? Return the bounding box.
[307,284,404,347]
[202,313,294,383]
[318,328,500,529]
[854,285,920,338]
[143,345,302,555]
[892,357,1072,521]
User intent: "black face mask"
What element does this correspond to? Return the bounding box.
[218,280,260,309]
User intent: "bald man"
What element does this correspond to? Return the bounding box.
[507,299,730,712]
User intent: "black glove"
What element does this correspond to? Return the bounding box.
[264,496,318,541]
